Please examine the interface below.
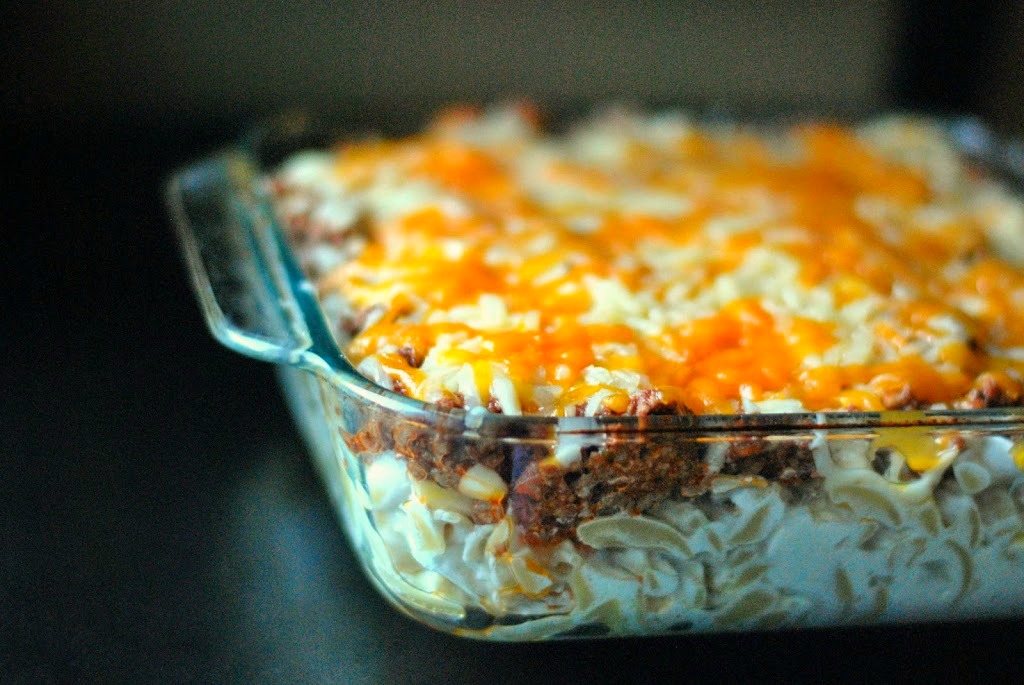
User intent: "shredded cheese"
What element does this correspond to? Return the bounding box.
[275,105,1024,416]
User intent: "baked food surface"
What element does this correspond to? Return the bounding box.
[272,104,1023,420]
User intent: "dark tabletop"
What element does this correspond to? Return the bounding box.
[4,119,1024,684]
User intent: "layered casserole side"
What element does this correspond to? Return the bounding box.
[269,106,1024,637]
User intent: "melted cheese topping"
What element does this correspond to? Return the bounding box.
[275,105,1024,416]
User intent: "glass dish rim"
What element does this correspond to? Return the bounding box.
[177,107,1024,436]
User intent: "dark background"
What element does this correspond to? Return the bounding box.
[4,1,1024,682]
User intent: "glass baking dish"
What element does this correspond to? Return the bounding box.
[167,111,1024,640]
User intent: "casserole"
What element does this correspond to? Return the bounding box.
[168,106,1024,640]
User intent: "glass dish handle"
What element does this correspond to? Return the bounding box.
[167,154,314,365]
